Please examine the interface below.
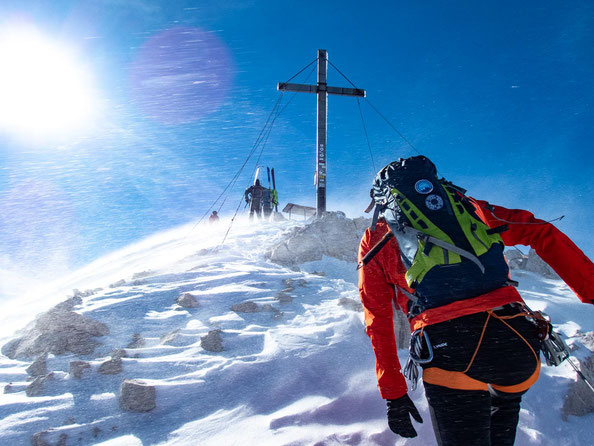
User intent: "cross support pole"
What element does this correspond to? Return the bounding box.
[277,49,365,217]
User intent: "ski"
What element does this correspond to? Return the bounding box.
[271,168,278,212]
[254,166,260,185]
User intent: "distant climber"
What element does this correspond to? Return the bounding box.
[358,155,594,446]
[209,211,219,224]
[244,179,266,221]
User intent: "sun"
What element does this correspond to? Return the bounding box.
[0,24,97,139]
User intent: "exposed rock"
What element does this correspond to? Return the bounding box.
[230,301,260,313]
[230,302,282,319]
[26,373,54,397]
[66,332,101,356]
[176,292,199,308]
[273,278,302,303]
[32,431,68,446]
[274,291,293,303]
[201,330,223,352]
[338,297,363,312]
[72,288,100,298]
[120,379,156,412]
[4,383,14,394]
[127,333,146,349]
[577,331,594,351]
[98,357,123,375]
[1,338,19,358]
[109,279,126,288]
[281,278,297,292]
[2,304,109,360]
[132,270,154,280]
[53,295,83,312]
[31,431,51,446]
[266,212,369,266]
[524,249,560,279]
[110,349,128,359]
[562,331,594,419]
[504,249,527,270]
[26,354,48,377]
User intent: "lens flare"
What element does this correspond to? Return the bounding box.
[130,27,233,125]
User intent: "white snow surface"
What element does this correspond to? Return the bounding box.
[0,218,592,445]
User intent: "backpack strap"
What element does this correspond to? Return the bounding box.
[399,225,486,274]
[396,285,420,306]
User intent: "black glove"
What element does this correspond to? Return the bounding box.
[386,394,423,438]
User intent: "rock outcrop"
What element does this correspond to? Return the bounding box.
[504,248,560,279]
[201,330,223,352]
[266,212,369,266]
[1,300,109,360]
[26,373,55,397]
[562,332,594,419]
[120,379,156,412]
[176,292,199,308]
[26,354,48,377]
[69,361,91,379]
[98,358,123,375]
[127,333,146,349]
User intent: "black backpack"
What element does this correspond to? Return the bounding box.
[369,156,510,314]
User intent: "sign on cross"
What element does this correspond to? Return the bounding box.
[278,49,365,216]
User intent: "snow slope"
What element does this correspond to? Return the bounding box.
[0,218,593,445]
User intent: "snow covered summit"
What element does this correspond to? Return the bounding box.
[0,215,592,445]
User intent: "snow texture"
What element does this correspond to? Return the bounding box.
[0,217,592,445]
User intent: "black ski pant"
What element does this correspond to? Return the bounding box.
[421,304,541,446]
[249,199,262,220]
[424,384,522,446]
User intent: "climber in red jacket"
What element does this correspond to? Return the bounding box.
[358,155,594,446]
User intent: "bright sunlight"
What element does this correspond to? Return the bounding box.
[0,24,97,139]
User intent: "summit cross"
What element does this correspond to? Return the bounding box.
[277,49,366,216]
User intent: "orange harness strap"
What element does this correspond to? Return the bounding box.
[422,309,541,393]
[422,367,489,391]
[422,361,540,393]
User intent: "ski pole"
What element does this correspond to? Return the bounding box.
[567,358,594,394]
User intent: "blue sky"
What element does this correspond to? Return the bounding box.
[0,0,592,282]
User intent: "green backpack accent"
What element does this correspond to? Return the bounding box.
[391,183,504,287]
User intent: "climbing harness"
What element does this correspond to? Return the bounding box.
[403,303,594,395]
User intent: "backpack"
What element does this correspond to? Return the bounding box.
[250,185,264,201]
[369,155,510,315]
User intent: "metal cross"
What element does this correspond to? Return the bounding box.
[278,49,365,216]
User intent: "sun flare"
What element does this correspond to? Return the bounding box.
[0,24,97,138]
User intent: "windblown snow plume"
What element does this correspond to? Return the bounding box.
[0,216,592,445]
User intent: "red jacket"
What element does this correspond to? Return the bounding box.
[358,201,594,400]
